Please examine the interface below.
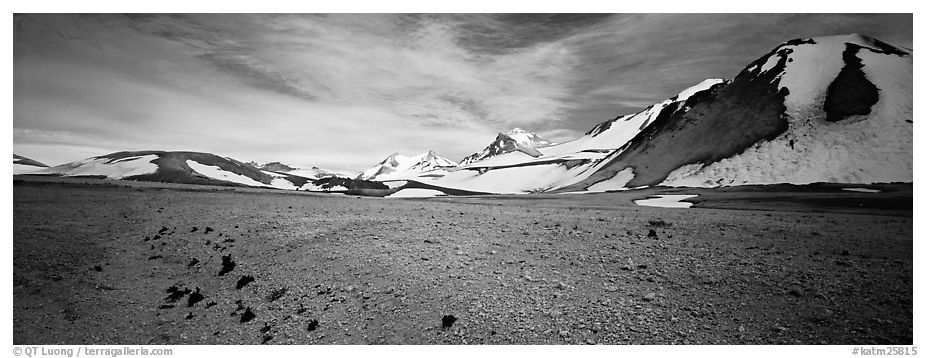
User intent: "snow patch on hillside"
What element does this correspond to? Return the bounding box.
[187,160,267,187]
[586,168,635,192]
[14,164,43,175]
[37,155,159,179]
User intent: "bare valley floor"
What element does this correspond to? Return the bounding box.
[12,177,913,345]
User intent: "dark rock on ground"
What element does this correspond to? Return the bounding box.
[164,286,191,303]
[266,287,287,302]
[236,275,254,290]
[240,308,255,323]
[442,315,457,329]
[187,288,205,307]
[218,255,236,276]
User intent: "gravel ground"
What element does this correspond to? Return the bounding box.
[13,179,913,345]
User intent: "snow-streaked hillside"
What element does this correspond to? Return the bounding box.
[358,151,458,181]
[459,128,553,165]
[13,154,50,175]
[36,154,160,179]
[32,151,384,192]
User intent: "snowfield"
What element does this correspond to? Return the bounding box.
[586,168,635,193]
[186,160,267,187]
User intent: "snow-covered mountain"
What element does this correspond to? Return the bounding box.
[459,128,553,165]
[408,78,726,194]
[13,154,50,175]
[30,151,384,192]
[358,151,458,181]
[386,34,910,195]
[562,34,911,191]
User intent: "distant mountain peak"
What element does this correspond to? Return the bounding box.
[460,128,552,166]
[359,151,458,181]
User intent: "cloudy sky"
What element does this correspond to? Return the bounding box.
[13,13,912,171]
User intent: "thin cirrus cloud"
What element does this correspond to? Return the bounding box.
[13,13,911,170]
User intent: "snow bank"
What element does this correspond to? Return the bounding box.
[842,188,880,193]
[586,168,635,192]
[187,160,267,187]
[386,188,445,198]
[634,195,698,208]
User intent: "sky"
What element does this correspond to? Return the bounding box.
[13,13,912,171]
